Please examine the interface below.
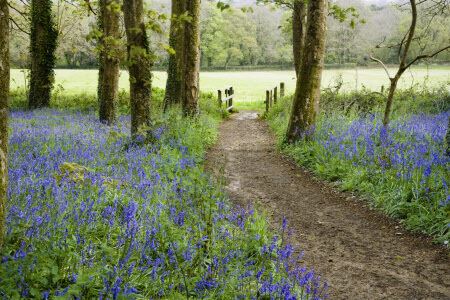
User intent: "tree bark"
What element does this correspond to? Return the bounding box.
[292,0,306,77]
[98,0,121,125]
[182,0,200,117]
[286,0,327,143]
[0,0,9,247]
[123,0,152,136]
[384,75,400,126]
[28,0,58,109]
[164,0,186,112]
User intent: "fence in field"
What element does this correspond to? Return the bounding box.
[218,86,234,112]
[265,82,285,113]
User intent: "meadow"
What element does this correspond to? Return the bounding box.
[10,66,450,105]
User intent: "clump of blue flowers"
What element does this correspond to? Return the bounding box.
[269,105,449,243]
[0,110,327,299]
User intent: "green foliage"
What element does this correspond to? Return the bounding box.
[216,1,231,11]
[1,98,324,298]
[9,87,224,121]
[329,4,365,29]
[320,81,450,117]
[201,5,259,68]
[266,87,450,243]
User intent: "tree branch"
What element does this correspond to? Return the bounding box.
[84,0,97,16]
[369,55,392,79]
[399,0,417,69]
[403,45,450,70]
[9,16,30,35]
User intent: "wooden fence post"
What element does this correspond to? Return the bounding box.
[229,86,234,109]
[280,82,285,98]
[266,90,269,113]
[274,86,278,104]
[218,90,222,107]
[270,90,273,108]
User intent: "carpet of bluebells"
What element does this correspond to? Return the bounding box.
[268,104,449,243]
[0,110,327,299]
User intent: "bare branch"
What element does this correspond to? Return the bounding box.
[403,45,450,70]
[84,0,97,16]
[369,55,392,79]
[9,16,30,35]
[7,2,28,18]
[374,36,386,48]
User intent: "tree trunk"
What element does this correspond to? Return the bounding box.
[28,0,58,109]
[0,0,9,247]
[383,76,400,126]
[182,0,201,117]
[286,0,327,143]
[292,0,306,77]
[98,0,121,125]
[164,0,186,112]
[123,0,152,136]
[382,0,417,126]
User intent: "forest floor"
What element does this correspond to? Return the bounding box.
[205,111,450,300]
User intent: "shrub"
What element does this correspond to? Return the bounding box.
[320,82,450,117]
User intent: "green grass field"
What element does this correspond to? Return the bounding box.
[11,67,450,108]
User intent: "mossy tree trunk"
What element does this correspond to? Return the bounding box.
[98,0,121,125]
[28,0,58,109]
[286,0,327,143]
[182,0,200,117]
[123,0,152,136]
[292,0,306,77]
[164,0,186,112]
[0,0,9,247]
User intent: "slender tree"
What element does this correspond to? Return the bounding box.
[98,0,121,125]
[0,0,9,247]
[286,0,327,143]
[163,0,186,111]
[28,0,58,109]
[123,0,152,136]
[182,0,200,116]
[292,0,306,77]
[370,0,450,126]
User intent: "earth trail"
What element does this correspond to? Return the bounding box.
[206,111,450,300]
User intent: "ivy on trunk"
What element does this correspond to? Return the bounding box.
[123,0,152,136]
[28,0,58,109]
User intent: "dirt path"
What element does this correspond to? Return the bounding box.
[206,111,450,300]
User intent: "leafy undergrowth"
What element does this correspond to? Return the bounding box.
[9,88,167,115]
[267,96,449,244]
[0,110,327,299]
